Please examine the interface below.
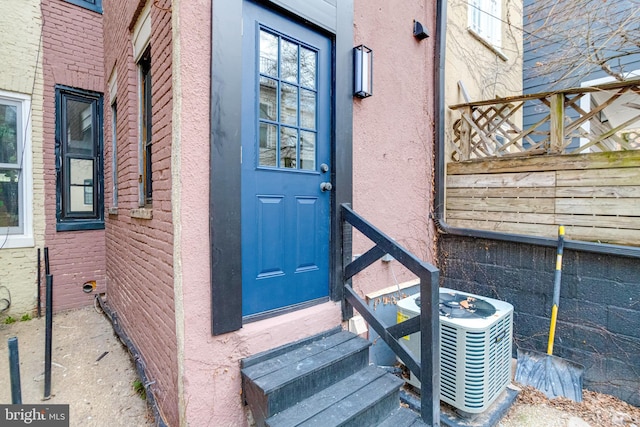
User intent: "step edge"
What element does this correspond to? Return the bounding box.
[252,340,371,394]
[241,326,343,369]
[264,366,390,426]
[301,375,403,426]
[242,331,368,380]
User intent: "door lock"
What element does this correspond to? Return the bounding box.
[320,163,329,173]
[320,182,333,192]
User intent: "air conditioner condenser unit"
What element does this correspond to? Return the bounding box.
[396,287,513,414]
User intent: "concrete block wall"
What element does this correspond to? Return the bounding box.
[103,0,178,424]
[41,0,106,311]
[0,0,46,317]
[438,234,640,406]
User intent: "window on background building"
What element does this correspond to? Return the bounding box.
[108,68,118,211]
[0,90,32,248]
[468,0,502,48]
[111,101,118,208]
[138,46,152,206]
[63,0,102,14]
[55,86,104,231]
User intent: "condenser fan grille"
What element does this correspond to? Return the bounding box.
[438,292,497,319]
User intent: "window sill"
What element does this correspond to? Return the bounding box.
[0,235,35,249]
[56,220,105,232]
[131,208,153,220]
[107,207,119,216]
[467,28,508,62]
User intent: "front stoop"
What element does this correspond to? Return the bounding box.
[241,327,426,427]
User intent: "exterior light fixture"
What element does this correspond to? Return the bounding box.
[353,45,373,98]
[413,20,429,40]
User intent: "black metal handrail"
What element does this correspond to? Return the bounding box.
[340,203,440,426]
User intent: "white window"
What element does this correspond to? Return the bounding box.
[469,0,502,48]
[0,90,33,248]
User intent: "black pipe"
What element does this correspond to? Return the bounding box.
[44,273,53,400]
[8,337,22,404]
[95,296,168,427]
[44,246,50,275]
[37,248,41,318]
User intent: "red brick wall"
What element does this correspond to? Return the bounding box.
[103,0,178,424]
[42,0,105,311]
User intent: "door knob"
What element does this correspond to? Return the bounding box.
[320,182,333,192]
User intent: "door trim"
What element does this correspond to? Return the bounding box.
[210,0,353,336]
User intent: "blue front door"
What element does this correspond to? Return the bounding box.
[241,1,332,317]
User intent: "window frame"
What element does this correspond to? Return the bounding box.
[55,85,104,231]
[0,90,33,249]
[138,46,152,207]
[468,0,502,48]
[111,101,118,208]
[63,0,102,14]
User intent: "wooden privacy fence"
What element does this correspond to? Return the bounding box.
[446,80,640,247]
[449,80,640,161]
[446,151,640,246]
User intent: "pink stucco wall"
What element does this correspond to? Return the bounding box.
[352,0,438,298]
[42,0,106,311]
[175,2,344,424]
[102,0,438,424]
[174,0,438,425]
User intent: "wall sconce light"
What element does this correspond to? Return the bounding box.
[413,20,429,40]
[353,45,373,98]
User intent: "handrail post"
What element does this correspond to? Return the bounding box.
[550,93,565,153]
[420,271,440,426]
[340,203,441,425]
[341,205,354,321]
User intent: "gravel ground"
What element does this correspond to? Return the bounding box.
[0,305,153,427]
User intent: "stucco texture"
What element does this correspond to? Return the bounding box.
[352,0,438,298]
[174,0,345,425]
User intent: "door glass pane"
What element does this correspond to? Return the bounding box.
[66,99,94,156]
[281,39,298,84]
[300,131,316,171]
[257,27,320,171]
[259,77,277,121]
[0,104,18,164]
[69,158,94,212]
[280,83,298,126]
[280,126,297,168]
[300,47,316,89]
[259,30,278,77]
[259,123,277,167]
[300,89,316,130]
[0,168,19,227]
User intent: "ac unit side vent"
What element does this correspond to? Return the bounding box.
[396,289,513,414]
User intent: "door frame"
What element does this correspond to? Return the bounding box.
[210,0,354,335]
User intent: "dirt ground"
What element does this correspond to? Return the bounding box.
[498,386,640,427]
[0,304,153,427]
[2,305,639,427]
